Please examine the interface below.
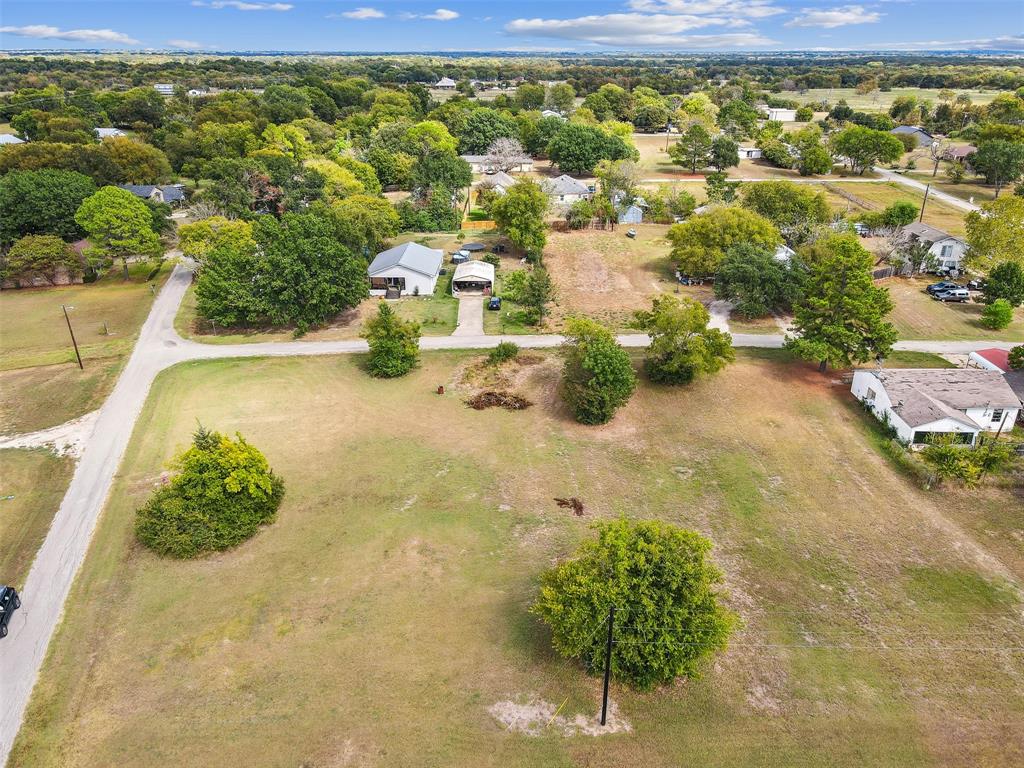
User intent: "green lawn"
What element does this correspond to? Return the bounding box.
[13,352,1024,767]
[779,87,1005,112]
[0,449,75,588]
[0,261,172,434]
[883,277,1024,341]
[827,182,969,237]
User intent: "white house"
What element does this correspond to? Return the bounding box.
[899,222,967,274]
[435,77,457,89]
[541,109,567,120]
[460,154,534,174]
[851,368,1020,445]
[153,83,175,96]
[451,260,495,296]
[367,242,443,297]
[95,127,126,139]
[738,146,762,160]
[759,106,797,122]
[543,174,592,205]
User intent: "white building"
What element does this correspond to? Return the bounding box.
[0,134,25,145]
[435,77,457,89]
[543,174,592,205]
[773,244,797,264]
[460,154,534,174]
[153,83,175,96]
[899,222,967,274]
[479,170,517,196]
[451,260,495,296]
[367,242,443,297]
[738,146,762,160]
[95,127,126,139]
[851,368,1020,446]
[541,109,566,120]
[760,107,797,122]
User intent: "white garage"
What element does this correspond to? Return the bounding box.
[451,260,495,296]
[367,242,443,297]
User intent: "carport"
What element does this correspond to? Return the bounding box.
[451,260,495,297]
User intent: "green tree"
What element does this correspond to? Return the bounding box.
[4,235,82,285]
[134,426,284,559]
[516,83,546,110]
[965,196,1024,271]
[922,435,1013,488]
[1008,345,1024,370]
[548,122,636,175]
[983,261,1024,306]
[490,179,548,258]
[668,207,781,277]
[532,518,736,690]
[99,137,172,183]
[740,180,830,233]
[710,135,740,171]
[669,124,713,173]
[980,299,1014,330]
[561,316,636,425]
[0,169,96,245]
[830,125,904,174]
[177,216,256,264]
[633,295,734,385]
[74,186,162,279]
[715,243,800,318]
[704,171,741,204]
[261,84,312,123]
[881,200,919,227]
[971,140,1024,197]
[458,108,519,154]
[320,195,400,255]
[410,151,472,192]
[545,83,576,114]
[362,302,421,377]
[519,267,555,325]
[785,233,897,371]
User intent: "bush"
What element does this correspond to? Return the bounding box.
[135,426,284,558]
[501,269,528,302]
[487,341,519,365]
[532,518,737,690]
[945,164,966,183]
[363,302,421,377]
[483,252,500,268]
[921,435,1013,488]
[561,316,636,424]
[981,299,1014,330]
[1008,345,1024,370]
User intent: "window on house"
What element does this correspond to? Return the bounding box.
[940,244,953,258]
[992,409,1004,423]
[865,387,876,402]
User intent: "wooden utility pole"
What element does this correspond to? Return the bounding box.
[62,304,83,370]
[919,184,931,223]
[600,606,615,726]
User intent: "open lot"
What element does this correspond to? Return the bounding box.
[778,87,1004,112]
[0,261,172,434]
[12,351,1024,768]
[0,449,74,589]
[882,277,1024,341]
[825,181,969,236]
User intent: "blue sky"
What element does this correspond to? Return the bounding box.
[1,1,1021,52]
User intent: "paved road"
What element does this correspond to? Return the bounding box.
[873,167,981,213]
[0,260,1019,761]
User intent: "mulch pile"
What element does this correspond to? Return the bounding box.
[466,391,533,411]
[554,497,585,516]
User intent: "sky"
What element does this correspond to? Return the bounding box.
[0,1,1021,53]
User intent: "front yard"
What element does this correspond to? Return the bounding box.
[883,276,1024,341]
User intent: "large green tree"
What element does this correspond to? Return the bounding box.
[740,180,830,236]
[490,179,548,259]
[982,261,1024,307]
[668,207,781,277]
[830,125,904,174]
[362,302,421,377]
[457,108,519,154]
[965,196,1024,271]
[74,186,163,279]
[532,518,736,690]
[561,316,637,425]
[715,243,801,318]
[970,140,1024,197]
[633,295,734,385]
[0,169,96,245]
[669,124,713,173]
[547,123,636,175]
[785,233,897,371]
[3,234,82,285]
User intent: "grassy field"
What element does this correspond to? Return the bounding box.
[779,87,1005,112]
[883,276,1024,341]
[826,181,969,236]
[0,261,172,434]
[12,351,1024,767]
[0,449,75,589]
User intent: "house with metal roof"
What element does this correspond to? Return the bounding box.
[367,242,443,297]
[890,125,934,147]
[96,127,127,139]
[851,368,1020,445]
[0,134,25,145]
[479,171,517,196]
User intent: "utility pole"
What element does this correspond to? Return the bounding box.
[600,606,615,726]
[62,304,83,370]
[918,183,931,223]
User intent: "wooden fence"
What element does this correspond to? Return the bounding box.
[462,219,497,230]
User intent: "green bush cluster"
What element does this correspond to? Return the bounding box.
[487,341,519,365]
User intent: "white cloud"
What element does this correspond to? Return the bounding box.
[167,39,207,49]
[506,14,774,47]
[192,1,293,11]
[424,9,460,21]
[873,35,1024,51]
[339,7,386,19]
[628,0,784,18]
[786,5,881,28]
[0,24,140,45]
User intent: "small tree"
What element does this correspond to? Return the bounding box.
[519,267,554,325]
[980,299,1014,330]
[1008,345,1024,370]
[487,341,519,365]
[982,261,1024,307]
[74,186,162,279]
[634,295,734,384]
[709,135,740,172]
[532,518,737,690]
[135,426,284,558]
[669,124,713,173]
[922,435,1013,489]
[4,235,82,285]
[363,302,421,377]
[715,243,800,318]
[882,200,919,227]
[561,316,636,424]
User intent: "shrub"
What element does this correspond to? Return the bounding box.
[135,426,284,558]
[1009,345,1024,370]
[945,164,966,183]
[532,518,737,690]
[921,435,1013,488]
[483,252,500,268]
[561,316,636,424]
[980,299,1014,330]
[487,341,519,365]
[501,269,528,302]
[634,295,735,384]
[363,302,421,377]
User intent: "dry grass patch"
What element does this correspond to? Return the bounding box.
[828,182,969,236]
[882,276,1024,341]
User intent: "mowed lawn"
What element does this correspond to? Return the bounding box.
[778,87,1004,112]
[882,277,1024,341]
[0,449,74,588]
[827,182,968,236]
[0,261,172,434]
[13,352,1024,768]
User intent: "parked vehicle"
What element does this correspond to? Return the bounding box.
[967,279,985,291]
[488,296,501,310]
[853,222,870,237]
[0,586,21,639]
[625,228,637,239]
[933,288,969,302]
[926,281,959,295]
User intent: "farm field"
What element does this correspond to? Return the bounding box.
[778,87,1004,112]
[882,277,1024,341]
[11,351,1024,768]
[0,449,74,589]
[0,261,172,434]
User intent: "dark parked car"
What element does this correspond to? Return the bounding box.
[488,296,502,310]
[926,281,959,295]
[0,586,21,638]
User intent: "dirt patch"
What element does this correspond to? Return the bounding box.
[488,697,632,737]
[0,409,99,457]
[554,497,585,516]
[466,391,533,411]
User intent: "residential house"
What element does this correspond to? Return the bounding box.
[479,170,517,196]
[153,83,175,96]
[460,154,534,174]
[543,174,593,206]
[890,125,934,147]
[451,260,495,296]
[367,242,443,297]
[118,184,185,205]
[738,146,762,160]
[0,134,25,145]
[541,109,566,120]
[758,106,797,122]
[435,77,457,89]
[944,145,977,164]
[95,127,126,139]
[899,222,967,274]
[851,368,1020,445]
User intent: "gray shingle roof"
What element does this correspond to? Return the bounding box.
[875,369,1019,428]
[367,242,443,278]
[900,222,962,244]
[118,184,184,203]
[544,174,590,196]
